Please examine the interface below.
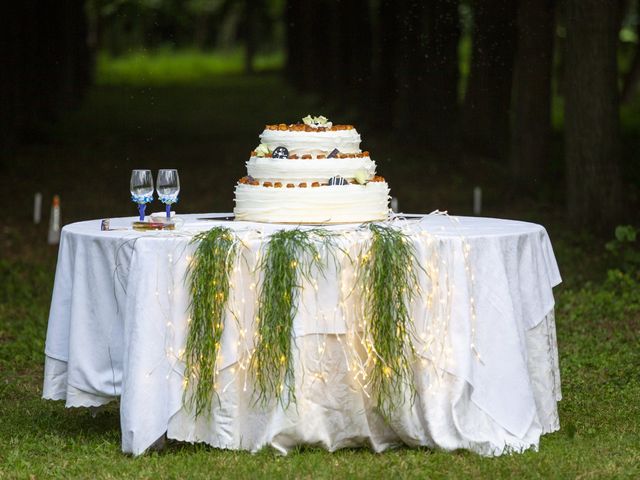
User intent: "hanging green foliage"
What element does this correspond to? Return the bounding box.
[182,223,421,420]
[250,228,336,407]
[358,223,421,418]
[184,227,239,418]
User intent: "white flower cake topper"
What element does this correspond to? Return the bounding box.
[302,115,333,129]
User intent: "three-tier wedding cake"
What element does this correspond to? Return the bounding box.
[233,115,390,223]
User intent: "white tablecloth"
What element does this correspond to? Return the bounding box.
[43,213,562,456]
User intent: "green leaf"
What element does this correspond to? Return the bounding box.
[356,224,421,418]
[184,227,239,418]
[614,225,636,243]
[250,228,337,407]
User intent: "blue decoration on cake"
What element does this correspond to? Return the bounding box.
[328,176,349,186]
[272,146,289,159]
[327,148,340,158]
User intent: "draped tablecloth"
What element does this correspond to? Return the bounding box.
[43,213,562,456]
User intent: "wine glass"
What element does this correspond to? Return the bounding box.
[157,169,180,219]
[130,169,154,221]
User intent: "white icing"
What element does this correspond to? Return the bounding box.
[259,129,362,155]
[234,182,390,223]
[235,124,389,223]
[246,156,376,183]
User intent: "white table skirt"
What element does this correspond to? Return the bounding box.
[43,213,562,456]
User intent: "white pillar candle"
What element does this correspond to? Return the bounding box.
[473,187,482,216]
[48,195,61,245]
[34,192,42,224]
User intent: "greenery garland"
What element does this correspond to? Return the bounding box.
[250,228,336,407]
[182,224,421,420]
[358,223,421,417]
[184,227,239,418]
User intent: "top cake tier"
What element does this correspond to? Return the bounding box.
[259,124,361,156]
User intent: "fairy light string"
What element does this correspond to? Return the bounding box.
[353,223,422,417]
[177,213,481,420]
[249,228,337,407]
[183,226,239,418]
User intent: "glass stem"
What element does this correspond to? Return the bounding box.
[138,203,146,221]
[166,203,171,219]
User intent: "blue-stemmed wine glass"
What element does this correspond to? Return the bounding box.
[130,169,154,221]
[157,169,180,219]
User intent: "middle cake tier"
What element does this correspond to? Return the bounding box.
[246,155,376,184]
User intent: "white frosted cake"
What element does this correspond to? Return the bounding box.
[233,115,390,223]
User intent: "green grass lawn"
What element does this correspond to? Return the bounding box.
[96,49,285,86]
[1,51,639,478]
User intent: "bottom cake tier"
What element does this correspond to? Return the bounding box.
[234,182,390,224]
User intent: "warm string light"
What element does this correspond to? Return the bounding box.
[409,231,454,387]
[460,237,482,364]
[225,236,258,393]
[444,215,482,363]
[171,218,482,409]
[145,243,190,381]
[187,230,264,400]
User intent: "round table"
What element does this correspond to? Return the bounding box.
[43,213,562,456]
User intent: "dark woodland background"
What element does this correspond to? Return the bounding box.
[1,3,640,476]
[1,0,639,233]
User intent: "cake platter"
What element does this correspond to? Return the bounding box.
[197,214,424,226]
[237,219,380,226]
[197,215,376,226]
[197,215,236,221]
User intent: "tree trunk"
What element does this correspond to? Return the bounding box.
[621,1,640,104]
[394,0,427,134]
[372,0,400,129]
[0,0,91,148]
[621,46,640,104]
[316,1,342,99]
[284,0,302,86]
[565,0,623,231]
[510,0,555,189]
[338,0,372,112]
[423,0,461,152]
[243,0,257,75]
[60,0,79,111]
[0,1,23,146]
[462,0,518,160]
[297,1,322,92]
